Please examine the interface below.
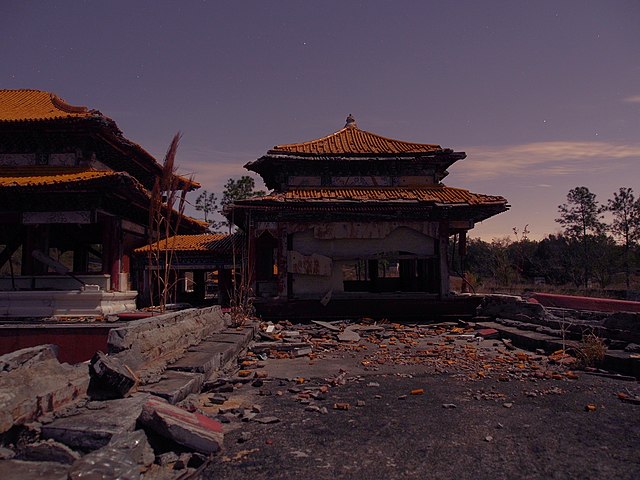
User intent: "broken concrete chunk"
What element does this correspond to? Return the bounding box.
[0,447,15,460]
[311,320,342,332]
[0,346,89,434]
[138,397,224,454]
[0,459,70,480]
[0,344,59,373]
[17,439,80,465]
[68,447,141,480]
[89,351,138,399]
[107,430,155,468]
[253,416,281,424]
[338,327,361,343]
[293,347,313,357]
[157,451,179,466]
[42,395,149,452]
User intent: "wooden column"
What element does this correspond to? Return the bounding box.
[22,225,49,275]
[102,216,122,291]
[459,231,468,293]
[194,270,206,304]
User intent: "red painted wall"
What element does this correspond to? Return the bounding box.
[0,325,113,364]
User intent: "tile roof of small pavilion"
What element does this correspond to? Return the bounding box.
[134,233,245,255]
[268,115,442,156]
[134,234,227,253]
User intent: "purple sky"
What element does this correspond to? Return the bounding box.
[2,1,639,240]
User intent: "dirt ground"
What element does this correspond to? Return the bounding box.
[198,321,640,479]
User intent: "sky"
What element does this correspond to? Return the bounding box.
[2,0,639,240]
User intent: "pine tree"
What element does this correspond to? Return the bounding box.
[607,187,640,289]
[556,186,605,289]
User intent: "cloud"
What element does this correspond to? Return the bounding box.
[172,144,267,193]
[454,141,640,181]
[623,95,640,103]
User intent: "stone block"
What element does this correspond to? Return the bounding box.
[67,429,154,480]
[17,439,80,464]
[89,351,138,399]
[138,397,224,454]
[41,394,149,452]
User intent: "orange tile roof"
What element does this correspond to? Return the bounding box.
[270,122,442,155]
[134,234,228,253]
[0,89,98,123]
[247,187,506,206]
[0,166,128,187]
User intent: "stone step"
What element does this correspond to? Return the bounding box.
[168,341,241,376]
[210,326,257,347]
[138,370,203,405]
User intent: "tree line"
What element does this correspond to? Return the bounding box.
[461,186,640,292]
[194,176,265,232]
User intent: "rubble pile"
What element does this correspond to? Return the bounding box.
[248,319,582,383]
[1,298,639,478]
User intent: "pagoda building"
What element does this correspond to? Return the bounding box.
[227,115,508,319]
[0,89,205,317]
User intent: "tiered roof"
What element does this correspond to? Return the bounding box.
[0,89,199,191]
[232,115,509,227]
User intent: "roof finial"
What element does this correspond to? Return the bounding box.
[345,114,357,129]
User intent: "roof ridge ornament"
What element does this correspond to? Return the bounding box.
[345,114,357,129]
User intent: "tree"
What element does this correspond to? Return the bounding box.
[194,190,223,232]
[556,186,605,288]
[221,176,265,207]
[590,234,620,289]
[533,234,573,285]
[607,187,640,289]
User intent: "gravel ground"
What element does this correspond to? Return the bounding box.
[199,324,640,480]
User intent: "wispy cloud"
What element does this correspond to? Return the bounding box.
[454,141,640,181]
[623,95,640,103]
[175,145,266,192]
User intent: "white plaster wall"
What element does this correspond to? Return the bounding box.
[292,226,435,257]
[290,225,436,296]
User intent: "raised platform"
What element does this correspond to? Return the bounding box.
[529,292,640,313]
[0,290,137,317]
